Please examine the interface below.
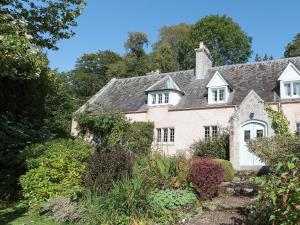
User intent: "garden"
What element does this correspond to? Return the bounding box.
[1,106,299,225]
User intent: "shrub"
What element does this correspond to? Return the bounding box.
[172,154,192,188]
[247,156,300,225]
[84,151,133,196]
[40,196,83,224]
[133,153,177,189]
[125,121,154,156]
[76,112,129,152]
[212,159,234,182]
[19,139,94,203]
[77,113,154,155]
[247,135,300,165]
[190,133,229,160]
[149,189,197,211]
[190,158,224,200]
[84,176,153,225]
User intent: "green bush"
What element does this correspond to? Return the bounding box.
[247,156,300,225]
[19,139,94,203]
[212,159,234,182]
[247,135,300,165]
[133,153,177,189]
[40,196,83,224]
[77,113,154,155]
[126,121,154,155]
[84,151,133,196]
[84,176,153,225]
[172,154,192,188]
[190,133,229,159]
[149,189,197,211]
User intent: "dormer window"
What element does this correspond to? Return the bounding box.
[283,81,300,97]
[145,75,184,106]
[207,71,230,104]
[211,88,226,103]
[278,62,300,99]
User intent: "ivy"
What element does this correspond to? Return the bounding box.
[263,103,290,136]
[76,112,154,155]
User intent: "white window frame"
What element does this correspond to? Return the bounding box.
[164,92,169,104]
[149,92,171,106]
[281,81,300,99]
[157,128,161,142]
[208,87,227,104]
[163,128,168,143]
[156,127,175,144]
[204,126,219,140]
[170,128,175,143]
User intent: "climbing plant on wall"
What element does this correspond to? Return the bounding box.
[263,103,290,136]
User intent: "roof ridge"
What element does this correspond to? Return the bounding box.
[212,56,300,70]
[114,69,194,81]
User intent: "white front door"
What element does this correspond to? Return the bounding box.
[240,122,265,166]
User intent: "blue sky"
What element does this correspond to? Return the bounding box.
[47,0,300,72]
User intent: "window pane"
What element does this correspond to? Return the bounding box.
[158,94,163,104]
[170,128,175,142]
[212,90,218,102]
[293,82,300,96]
[256,130,264,138]
[152,94,156,104]
[219,89,225,101]
[157,128,161,142]
[163,128,168,142]
[204,126,210,140]
[212,126,218,138]
[296,123,300,135]
[164,93,169,103]
[284,83,291,96]
[244,130,251,141]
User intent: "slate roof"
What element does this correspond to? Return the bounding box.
[80,57,300,115]
[145,75,183,94]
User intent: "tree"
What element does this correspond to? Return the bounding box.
[107,54,151,78]
[152,23,191,72]
[254,53,274,62]
[124,32,149,58]
[107,32,151,78]
[70,51,122,100]
[178,15,252,69]
[284,33,300,58]
[1,0,86,50]
[153,23,191,52]
[151,41,179,72]
[0,14,48,80]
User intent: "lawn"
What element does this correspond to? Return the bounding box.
[0,203,61,225]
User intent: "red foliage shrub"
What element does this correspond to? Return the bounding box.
[190,158,225,200]
[84,151,133,196]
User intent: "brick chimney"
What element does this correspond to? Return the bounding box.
[195,42,213,79]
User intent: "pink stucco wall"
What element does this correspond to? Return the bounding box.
[126,106,236,155]
[281,102,300,132]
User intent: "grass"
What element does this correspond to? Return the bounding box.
[0,203,62,225]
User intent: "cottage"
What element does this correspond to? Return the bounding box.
[72,42,300,171]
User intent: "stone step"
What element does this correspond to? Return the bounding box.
[221,181,259,197]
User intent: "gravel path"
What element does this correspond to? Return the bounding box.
[187,196,253,225]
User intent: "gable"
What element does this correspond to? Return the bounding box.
[145,75,183,93]
[278,62,300,81]
[206,71,228,88]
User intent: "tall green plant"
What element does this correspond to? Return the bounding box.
[263,103,290,136]
[248,156,300,225]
